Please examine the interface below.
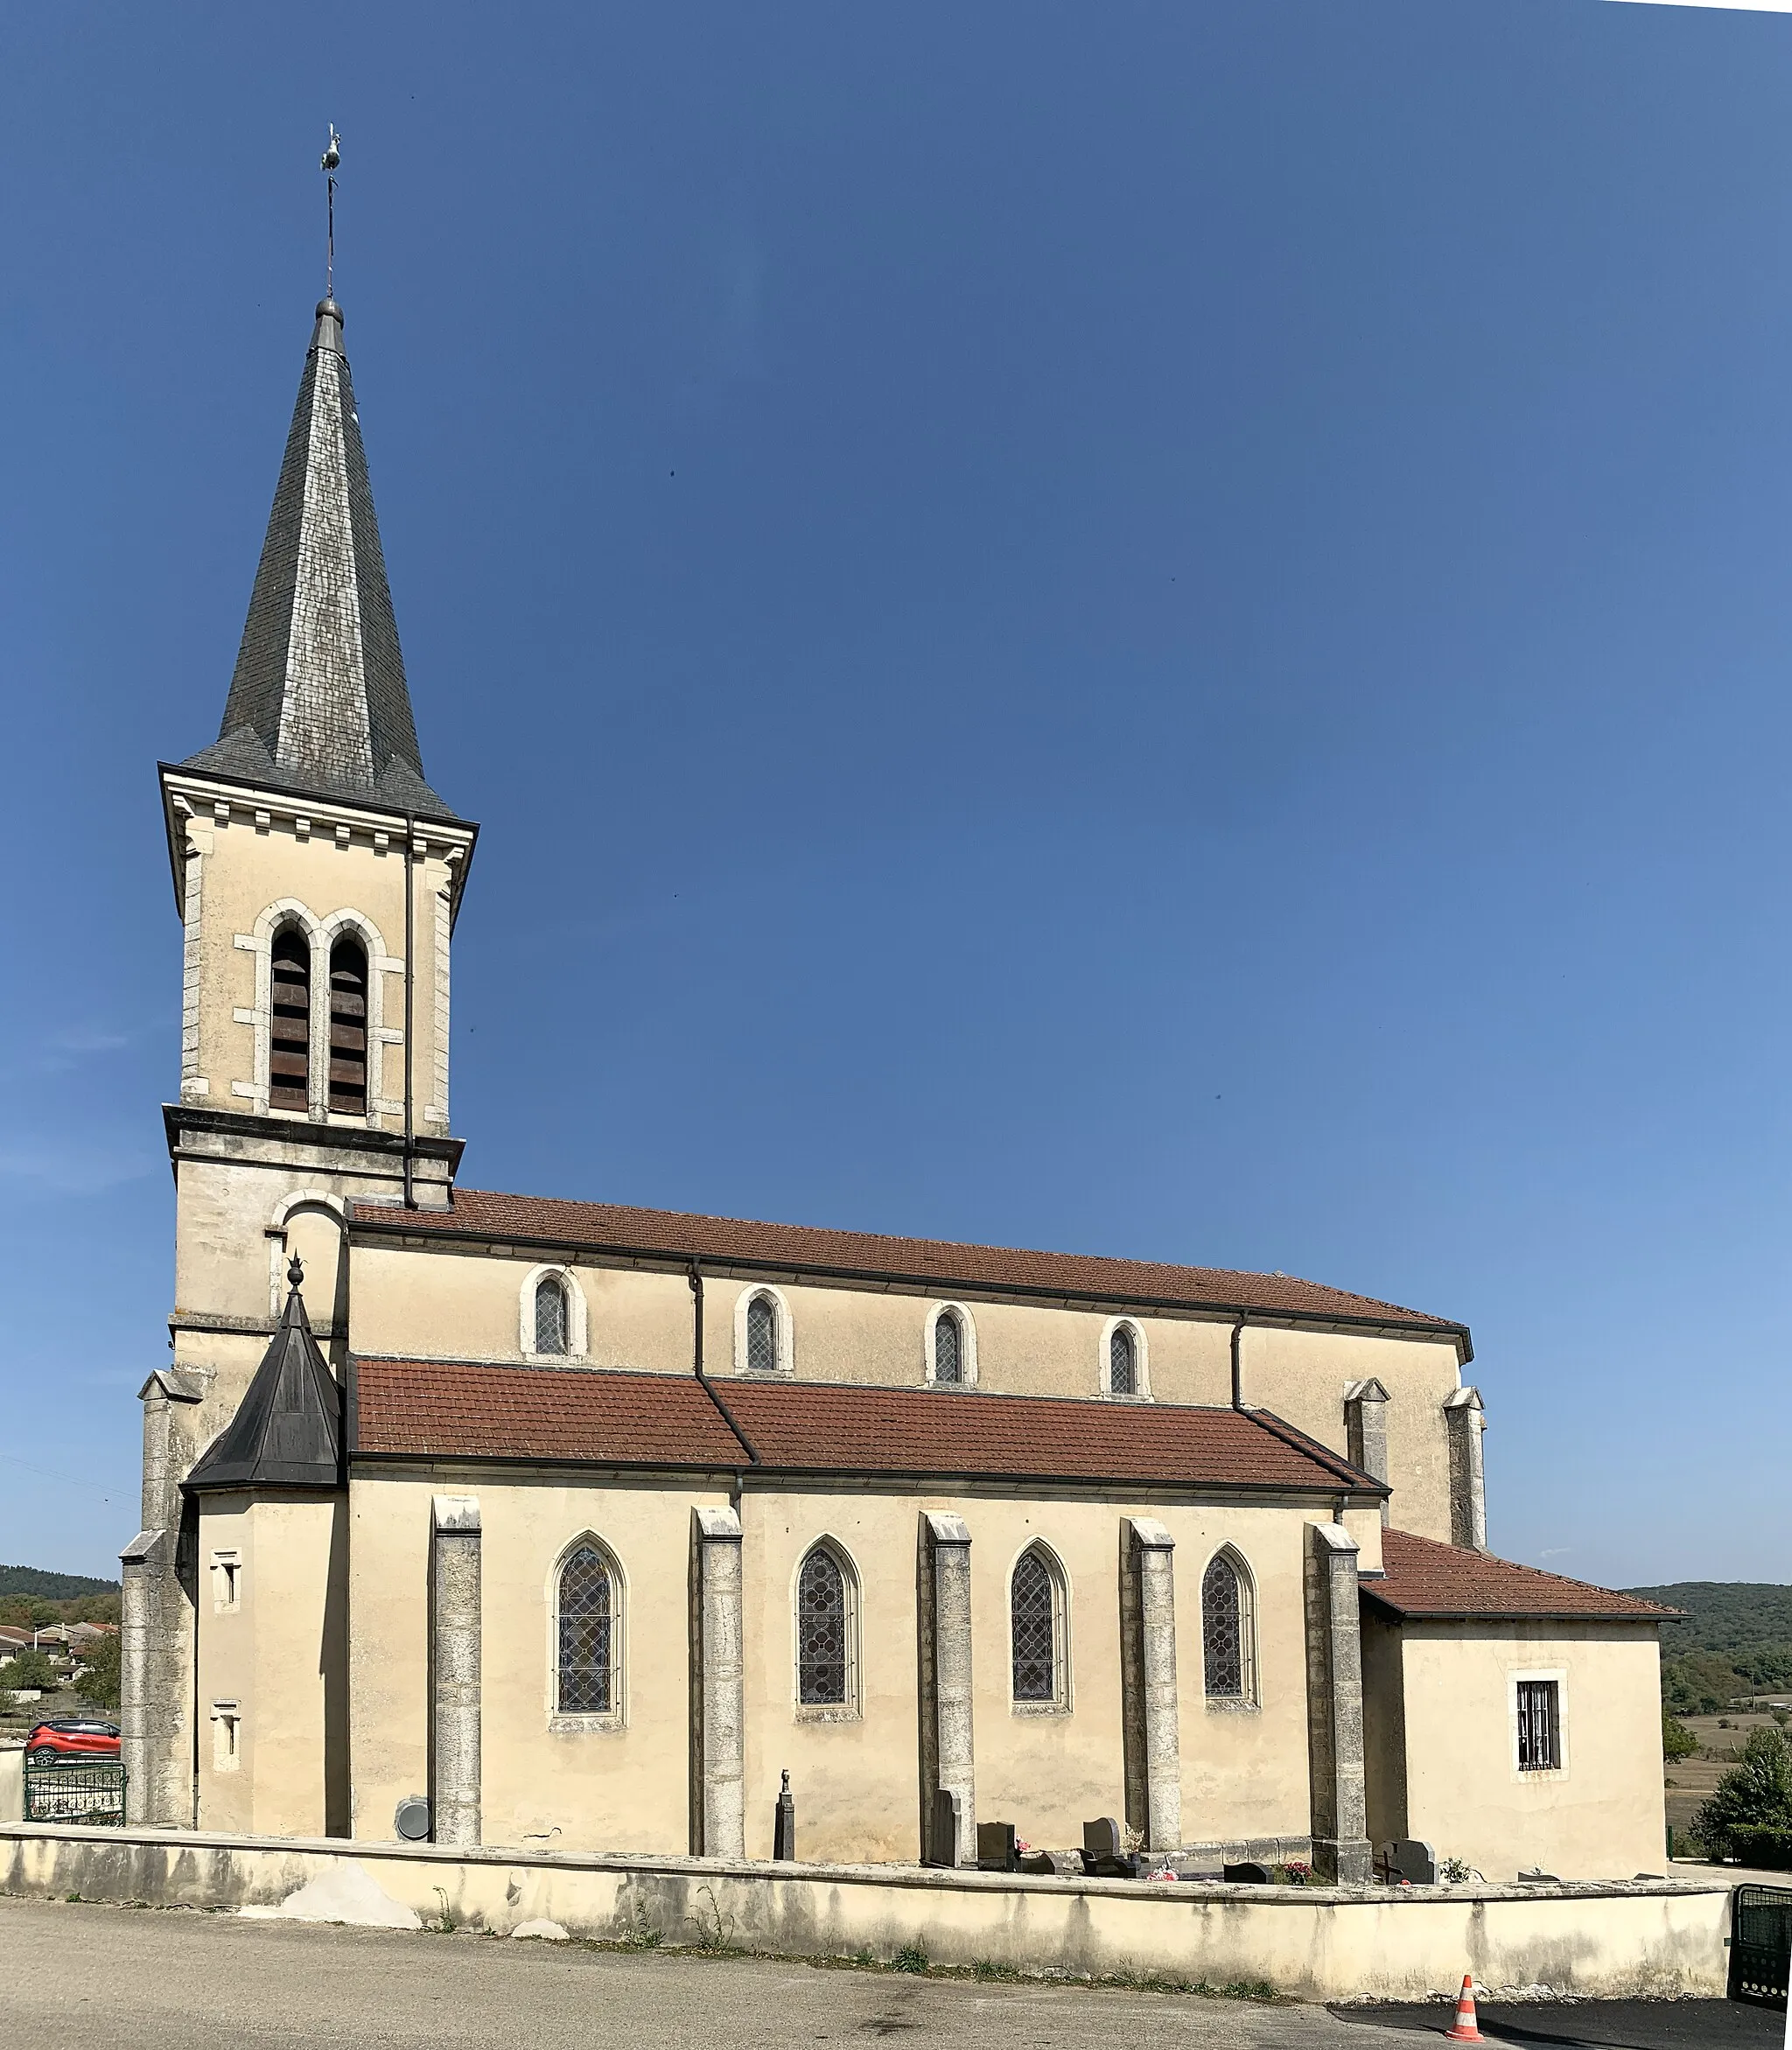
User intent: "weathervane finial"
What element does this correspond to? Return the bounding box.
[320,125,342,301]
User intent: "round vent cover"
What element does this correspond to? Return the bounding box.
[394,1795,431,1843]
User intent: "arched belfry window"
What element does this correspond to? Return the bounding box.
[934,1309,962,1385]
[269,927,312,1111]
[327,937,368,1116]
[795,1544,857,1710]
[1010,1544,1068,1708]
[555,1543,620,1718]
[1200,1550,1257,1704]
[747,1292,779,1375]
[1109,1323,1138,1397]
[535,1276,569,1356]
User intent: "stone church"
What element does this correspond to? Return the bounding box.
[124,286,1670,1884]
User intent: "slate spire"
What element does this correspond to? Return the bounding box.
[182,297,456,816]
[186,1257,344,1493]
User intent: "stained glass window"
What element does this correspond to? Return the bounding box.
[1110,1324,1138,1396]
[535,1276,568,1355]
[1201,1553,1248,1699]
[1011,1548,1059,1703]
[747,1293,779,1373]
[556,1545,613,1713]
[797,1547,849,1704]
[934,1310,962,1385]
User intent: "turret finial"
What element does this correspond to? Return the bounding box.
[288,1253,305,1293]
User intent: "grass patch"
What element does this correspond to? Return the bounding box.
[891,1943,928,1974]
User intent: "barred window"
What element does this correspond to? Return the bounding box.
[556,1545,616,1715]
[269,927,311,1110]
[535,1276,569,1355]
[1109,1324,1138,1397]
[746,1292,780,1374]
[1200,1551,1255,1702]
[796,1546,850,1705]
[1011,1546,1062,1705]
[1516,1680,1561,1772]
[326,936,368,1115]
[934,1310,962,1385]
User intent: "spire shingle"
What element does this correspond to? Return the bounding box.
[186,1264,343,1493]
[184,299,458,817]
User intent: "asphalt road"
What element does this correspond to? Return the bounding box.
[0,1894,1778,2050]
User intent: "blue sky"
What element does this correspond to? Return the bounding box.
[2,1,1788,1586]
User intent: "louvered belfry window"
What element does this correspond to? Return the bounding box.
[1201,1553,1247,1699]
[556,1546,614,1714]
[535,1276,569,1355]
[1011,1548,1059,1703]
[1110,1324,1138,1396]
[746,1293,779,1374]
[796,1548,849,1704]
[934,1310,962,1385]
[269,928,312,1109]
[327,938,368,1116]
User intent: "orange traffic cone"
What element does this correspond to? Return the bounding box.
[1443,1973,1485,2042]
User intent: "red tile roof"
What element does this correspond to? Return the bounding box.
[350,1188,1463,1339]
[1366,1529,1677,1622]
[352,1360,1380,1494]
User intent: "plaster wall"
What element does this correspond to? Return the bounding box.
[195,1494,346,1839]
[1365,1618,1667,1882]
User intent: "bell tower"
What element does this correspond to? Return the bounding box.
[124,261,477,1826]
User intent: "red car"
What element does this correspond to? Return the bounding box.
[25,1718,121,1758]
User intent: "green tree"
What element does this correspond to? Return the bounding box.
[1692,1727,1792,1859]
[1663,1709,1699,1761]
[74,1632,121,1712]
[1663,1652,1749,1716]
[0,1597,60,1630]
[0,1648,58,1691]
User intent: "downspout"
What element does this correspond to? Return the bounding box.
[688,1260,760,1473]
[1230,1315,1250,1410]
[402,813,416,1210]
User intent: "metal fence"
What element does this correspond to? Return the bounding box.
[22,1753,126,1827]
[1730,1885,1792,2012]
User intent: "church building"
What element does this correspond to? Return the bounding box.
[124,284,1671,1886]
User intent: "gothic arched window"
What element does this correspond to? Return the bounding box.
[327,936,368,1116]
[746,1291,780,1375]
[269,927,312,1111]
[535,1275,569,1356]
[1010,1544,1067,1707]
[1200,1550,1256,1703]
[1109,1323,1138,1397]
[795,1545,854,1706]
[556,1543,619,1715]
[934,1308,962,1386]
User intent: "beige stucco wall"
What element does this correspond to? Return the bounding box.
[1363,1616,1667,1882]
[195,1494,346,1839]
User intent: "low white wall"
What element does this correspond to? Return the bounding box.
[0,1823,1729,2002]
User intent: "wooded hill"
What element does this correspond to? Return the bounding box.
[0,1564,119,1599]
[1623,1581,1792,1710]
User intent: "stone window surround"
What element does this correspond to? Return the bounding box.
[1099,1315,1152,1402]
[791,1536,861,1722]
[210,1550,242,1614]
[923,1301,979,1388]
[547,1532,626,1733]
[733,1284,794,1375]
[1508,1664,1570,1782]
[1007,1539,1073,1716]
[520,1263,589,1362]
[1197,1543,1261,1711]
[210,1700,242,1772]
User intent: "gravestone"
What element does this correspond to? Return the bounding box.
[927,1787,963,1868]
[976,1821,1019,1872]
[1222,1860,1271,1884]
[1374,1838,1437,1886]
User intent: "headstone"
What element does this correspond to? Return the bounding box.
[1377,1839,1436,1886]
[1082,1816,1124,1859]
[927,1787,963,1868]
[976,1821,1019,1872]
[1222,1860,1270,1884]
[773,1769,795,1861]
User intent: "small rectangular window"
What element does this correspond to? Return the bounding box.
[1516,1679,1561,1771]
[211,1551,242,1613]
[212,1702,242,1772]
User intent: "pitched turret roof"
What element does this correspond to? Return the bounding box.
[186,1264,343,1492]
[181,298,457,818]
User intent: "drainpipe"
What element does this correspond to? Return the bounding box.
[402,812,416,1210]
[1230,1316,1250,1410]
[688,1259,759,1472]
